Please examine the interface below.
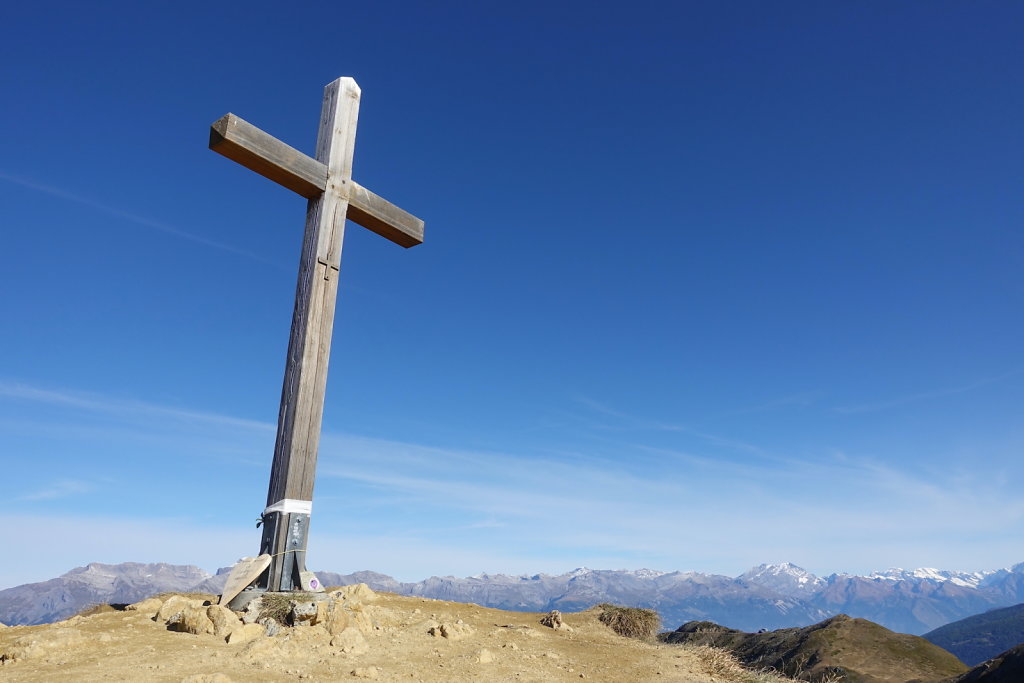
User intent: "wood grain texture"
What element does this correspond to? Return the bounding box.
[261,78,361,591]
[209,113,327,198]
[267,77,360,509]
[209,114,424,247]
[349,181,424,247]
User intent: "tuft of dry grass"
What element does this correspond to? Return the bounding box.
[258,592,312,624]
[690,643,743,674]
[596,603,661,640]
[683,644,829,683]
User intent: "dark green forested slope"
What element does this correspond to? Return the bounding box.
[924,603,1024,666]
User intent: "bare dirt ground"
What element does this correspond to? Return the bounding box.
[0,586,774,682]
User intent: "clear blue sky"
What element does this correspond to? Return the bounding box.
[1,1,1022,590]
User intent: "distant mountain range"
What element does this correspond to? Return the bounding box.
[2,560,1023,637]
[0,563,208,626]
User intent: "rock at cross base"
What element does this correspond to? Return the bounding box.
[168,605,216,635]
[256,616,282,637]
[207,605,242,637]
[289,600,319,626]
[239,595,264,625]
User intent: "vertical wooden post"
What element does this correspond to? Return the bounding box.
[209,77,423,604]
[258,77,361,591]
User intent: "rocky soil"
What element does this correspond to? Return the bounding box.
[0,585,778,682]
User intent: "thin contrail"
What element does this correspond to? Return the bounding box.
[0,170,285,268]
[0,380,274,432]
[835,366,1024,414]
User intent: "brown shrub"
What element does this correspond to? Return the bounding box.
[258,592,312,624]
[596,603,660,639]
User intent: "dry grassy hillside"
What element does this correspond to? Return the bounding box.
[0,585,798,682]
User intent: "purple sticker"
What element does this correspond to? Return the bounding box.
[310,579,320,589]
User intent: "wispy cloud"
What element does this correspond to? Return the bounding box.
[568,395,771,458]
[0,380,274,433]
[312,428,1024,567]
[572,395,690,432]
[0,170,282,267]
[835,367,1024,414]
[18,479,94,501]
[3,380,1022,582]
[710,392,819,418]
[461,518,506,530]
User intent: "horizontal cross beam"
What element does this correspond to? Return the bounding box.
[210,113,424,248]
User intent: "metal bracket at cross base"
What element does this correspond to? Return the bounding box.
[224,509,318,612]
[258,510,310,591]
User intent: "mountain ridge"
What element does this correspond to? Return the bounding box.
[662,613,969,682]
[3,560,1022,636]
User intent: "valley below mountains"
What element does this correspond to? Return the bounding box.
[3,560,1023,637]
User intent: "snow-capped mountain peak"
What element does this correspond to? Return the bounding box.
[625,568,668,579]
[866,567,992,588]
[738,563,825,594]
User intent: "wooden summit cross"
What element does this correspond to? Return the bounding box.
[209,77,423,594]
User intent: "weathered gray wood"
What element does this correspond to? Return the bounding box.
[209,76,423,595]
[209,114,423,247]
[348,181,424,248]
[260,77,361,591]
[210,113,327,198]
[218,554,272,606]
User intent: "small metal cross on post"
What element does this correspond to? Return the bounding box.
[208,77,423,600]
